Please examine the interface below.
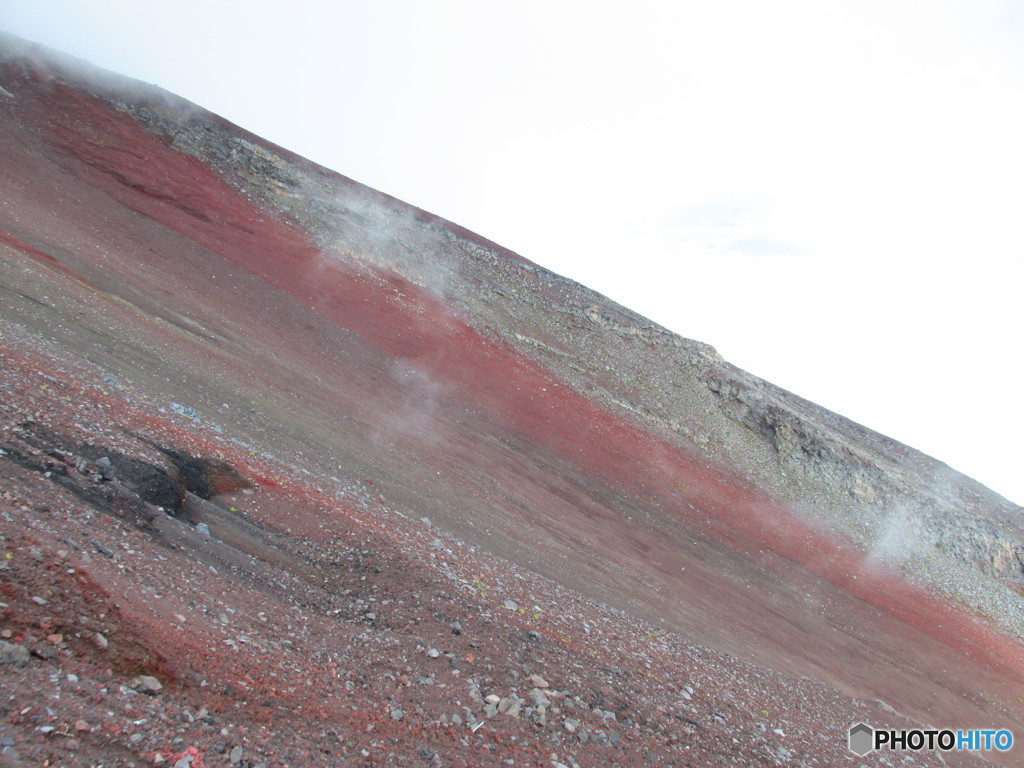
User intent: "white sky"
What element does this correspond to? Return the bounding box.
[2,1,1022,505]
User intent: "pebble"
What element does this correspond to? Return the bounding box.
[229,745,244,765]
[503,599,519,611]
[498,696,520,717]
[133,675,163,694]
[426,648,440,658]
[528,674,549,689]
[94,632,109,650]
[195,523,210,537]
[96,456,114,480]
[90,540,113,558]
[528,688,549,709]
[0,641,29,667]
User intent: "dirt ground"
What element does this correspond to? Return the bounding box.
[1,48,1023,767]
[1,323,1005,768]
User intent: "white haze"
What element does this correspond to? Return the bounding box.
[2,1,1022,505]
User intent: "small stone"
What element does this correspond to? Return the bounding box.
[30,596,48,605]
[503,599,518,611]
[529,688,550,708]
[195,523,210,537]
[0,641,29,667]
[498,696,521,717]
[564,718,579,734]
[391,708,404,721]
[90,540,113,558]
[64,738,80,751]
[450,620,462,635]
[47,633,63,645]
[133,675,163,694]
[96,457,114,480]
[528,674,549,689]
[484,694,501,705]
[426,648,440,658]
[229,746,243,765]
[74,719,90,732]
[93,632,108,650]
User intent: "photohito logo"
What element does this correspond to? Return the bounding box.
[848,723,1014,755]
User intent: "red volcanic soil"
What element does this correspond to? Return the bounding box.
[0,49,1022,766]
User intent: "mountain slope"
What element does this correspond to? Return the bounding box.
[0,33,1021,766]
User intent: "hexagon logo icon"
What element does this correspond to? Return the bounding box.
[849,722,874,755]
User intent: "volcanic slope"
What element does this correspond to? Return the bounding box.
[1,33,1022,766]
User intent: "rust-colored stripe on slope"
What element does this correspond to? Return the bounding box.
[0,227,93,286]
[29,75,1024,681]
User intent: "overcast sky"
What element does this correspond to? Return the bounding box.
[3,1,1022,505]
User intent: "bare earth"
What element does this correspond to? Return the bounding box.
[1,36,1022,767]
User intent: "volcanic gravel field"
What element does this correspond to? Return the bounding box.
[1,35,1023,767]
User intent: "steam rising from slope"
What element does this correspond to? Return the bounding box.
[863,505,928,570]
[373,359,447,447]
